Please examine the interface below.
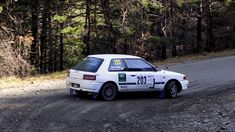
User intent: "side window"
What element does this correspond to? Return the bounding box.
[124,59,154,71]
[109,59,126,71]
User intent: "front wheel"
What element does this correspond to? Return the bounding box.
[165,81,178,98]
[101,83,117,101]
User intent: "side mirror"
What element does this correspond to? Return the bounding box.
[153,67,157,72]
[154,67,160,72]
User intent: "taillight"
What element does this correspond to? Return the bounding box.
[83,74,96,80]
[183,76,187,80]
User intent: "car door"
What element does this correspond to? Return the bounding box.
[140,72,155,89]
[124,71,143,91]
[124,58,156,91]
[152,71,164,89]
[108,58,136,91]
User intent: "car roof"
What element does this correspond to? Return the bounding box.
[88,54,141,59]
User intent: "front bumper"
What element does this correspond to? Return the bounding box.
[180,80,189,90]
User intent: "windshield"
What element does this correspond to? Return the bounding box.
[73,57,103,72]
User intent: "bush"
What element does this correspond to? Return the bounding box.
[0,27,31,77]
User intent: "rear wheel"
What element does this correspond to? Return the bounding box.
[101,83,117,101]
[165,81,178,98]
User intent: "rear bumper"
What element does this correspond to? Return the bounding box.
[66,78,103,93]
[180,80,189,90]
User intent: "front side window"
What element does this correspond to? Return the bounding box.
[109,59,126,71]
[124,59,154,71]
[73,57,103,72]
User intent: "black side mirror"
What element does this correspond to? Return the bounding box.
[153,67,157,72]
[154,66,160,72]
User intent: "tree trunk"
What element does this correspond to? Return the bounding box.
[84,0,91,55]
[93,0,103,53]
[184,0,189,55]
[40,1,49,73]
[59,23,64,71]
[204,0,215,52]
[48,0,53,72]
[30,0,39,68]
[102,0,116,53]
[172,45,177,57]
[196,2,202,53]
[124,38,127,54]
[161,45,167,60]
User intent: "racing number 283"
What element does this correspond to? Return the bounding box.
[137,76,147,84]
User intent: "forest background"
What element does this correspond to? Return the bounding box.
[0,0,234,77]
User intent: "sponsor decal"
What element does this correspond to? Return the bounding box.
[118,73,126,82]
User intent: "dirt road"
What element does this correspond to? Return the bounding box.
[1,56,235,132]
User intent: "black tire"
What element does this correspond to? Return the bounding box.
[165,81,178,98]
[101,83,117,101]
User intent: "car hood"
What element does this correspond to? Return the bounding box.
[160,70,185,76]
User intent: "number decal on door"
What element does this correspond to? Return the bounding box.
[137,76,147,84]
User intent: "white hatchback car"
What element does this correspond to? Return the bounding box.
[67,54,189,100]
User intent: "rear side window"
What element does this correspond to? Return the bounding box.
[109,59,126,71]
[73,57,103,72]
[124,59,154,71]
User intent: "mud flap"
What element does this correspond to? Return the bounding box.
[159,89,165,99]
[69,88,74,94]
[92,93,98,99]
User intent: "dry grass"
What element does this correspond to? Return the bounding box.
[0,71,67,88]
[1,49,235,88]
[154,49,235,66]
[0,28,32,77]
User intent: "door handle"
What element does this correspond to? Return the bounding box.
[131,75,136,77]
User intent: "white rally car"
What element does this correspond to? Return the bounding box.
[67,54,189,100]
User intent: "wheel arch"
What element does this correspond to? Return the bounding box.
[165,79,182,92]
[99,81,118,93]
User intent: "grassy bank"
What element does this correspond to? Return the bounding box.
[154,49,235,65]
[0,71,67,88]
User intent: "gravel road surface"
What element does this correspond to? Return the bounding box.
[1,56,235,132]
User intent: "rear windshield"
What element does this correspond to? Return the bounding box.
[73,57,103,72]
